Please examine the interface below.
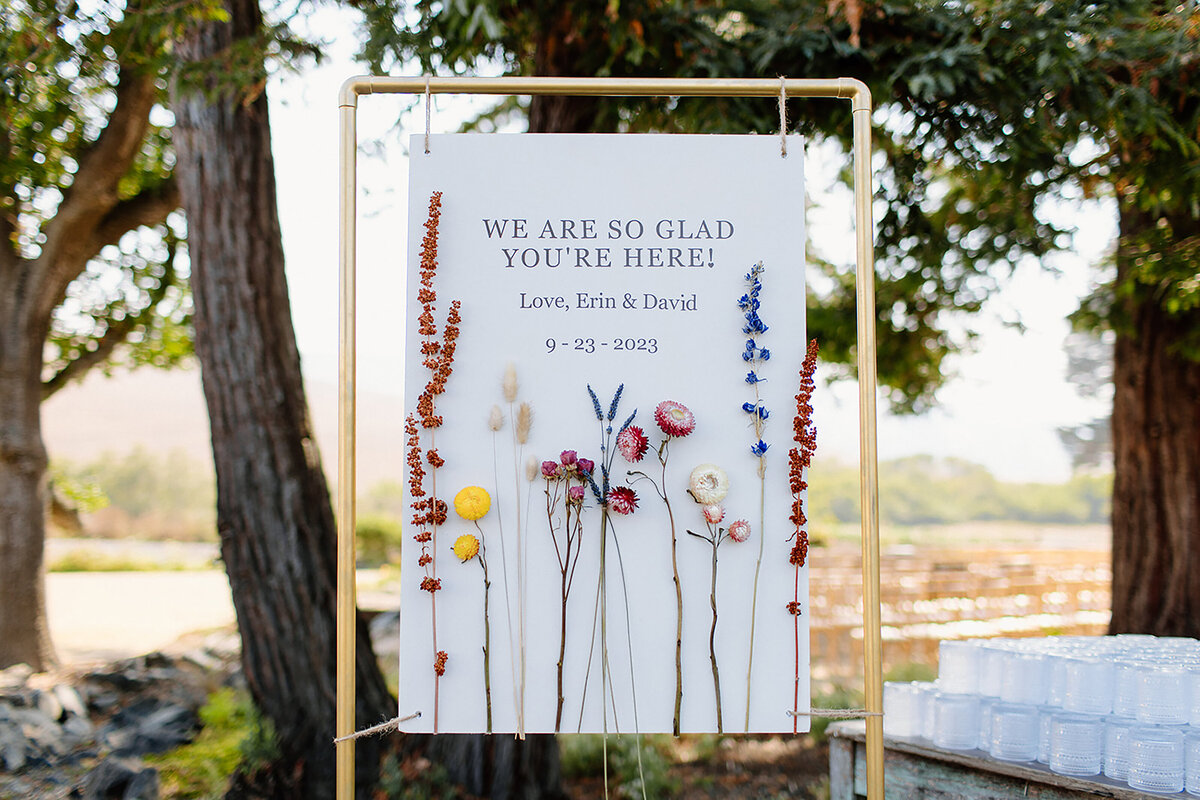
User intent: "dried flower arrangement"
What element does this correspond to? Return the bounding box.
[685,462,747,734]
[788,339,819,733]
[624,400,695,736]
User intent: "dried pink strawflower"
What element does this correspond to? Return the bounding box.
[568,485,585,504]
[654,401,696,438]
[617,425,649,463]
[542,460,561,479]
[560,450,578,467]
[702,504,725,524]
[608,486,638,515]
[727,519,751,543]
[577,457,595,475]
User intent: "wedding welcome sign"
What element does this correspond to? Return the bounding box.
[399,134,815,735]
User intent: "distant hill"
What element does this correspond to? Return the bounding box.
[42,367,404,490]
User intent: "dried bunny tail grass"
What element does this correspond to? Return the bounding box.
[488,405,505,432]
[502,363,519,404]
[516,402,533,445]
[525,455,539,482]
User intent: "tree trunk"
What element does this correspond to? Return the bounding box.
[0,318,56,671]
[169,2,392,796]
[1109,206,1200,635]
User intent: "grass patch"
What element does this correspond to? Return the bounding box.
[145,688,277,799]
[48,550,205,572]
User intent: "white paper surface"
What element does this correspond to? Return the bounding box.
[401,134,810,734]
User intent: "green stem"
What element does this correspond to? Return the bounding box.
[745,472,765,732]
[709,539,723,734]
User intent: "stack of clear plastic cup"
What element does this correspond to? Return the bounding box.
[1128,725,1185,794]
[1000,651,1047,706]
[933,693,980,751]
[1136,663,1189,726]
[1049,712,1103,777]
[988,703,1039,762]
[1185,731,1200,797]
[1062,657,1114,716]
[1103,716,1136,781]
[939,640,980,695]
[883,681,922,738]
[1044,652,1069,707]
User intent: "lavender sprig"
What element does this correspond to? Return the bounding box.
[739,260,770,733]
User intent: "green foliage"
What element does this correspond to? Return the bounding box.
[809,684,863,743]
[145,688,277,799]
[47,463,108,514]
[360,0,1200,410]
[57,447,217,540]
[377,753,460,800]
[558,734,679,798]
[807,455,1112,528]
[356,514,403,567]
[884,661,937,684]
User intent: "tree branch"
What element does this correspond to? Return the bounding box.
[88,179,180,254]
[31,68,159,324]
[41,235,180,400]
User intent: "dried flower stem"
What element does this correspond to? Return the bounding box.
[471,522,493,732]
[708,537,724,733]
[788,340,819,733]
[490,429,520,728]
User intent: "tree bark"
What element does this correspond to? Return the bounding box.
[1109,205,1200,635]
[169,2,392,796]
[0,317,56,671]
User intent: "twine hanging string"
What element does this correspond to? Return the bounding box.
[424,76,432,154]
[788,708,884,719]
[779,76,788,158]
[333,711,422,744]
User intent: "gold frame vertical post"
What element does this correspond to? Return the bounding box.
[335,76,883,800]
[850,89,885,798]
[336,85,359,800]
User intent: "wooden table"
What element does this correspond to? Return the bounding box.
[828,721,1177,799]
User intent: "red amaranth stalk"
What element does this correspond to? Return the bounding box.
[788,339,818,733]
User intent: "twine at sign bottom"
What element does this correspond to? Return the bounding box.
[333,708,881,742]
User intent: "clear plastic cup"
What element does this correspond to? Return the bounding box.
[939,640,980,695]
[978,644,1006,699]
[989,703,1039,762]
[1136,663,1190,725]
[1049,712,1103,777]
[1185,731,1200,797]
[912,681,938,740]
[1128,725,1185,794]
[883,681,921,738]
[932,692,980,751]
[1045,653,1068,707]
[1191,668,1200,727]
[978,697,995,750]
[1037,706,1053,764]
[1112,657,1144,718]
[1103,715,1136,781]
[1062,657,1114,715]
[1000,651,1047,706]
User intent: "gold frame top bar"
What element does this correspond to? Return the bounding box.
[339,76,871,112]
[336,75,882,800]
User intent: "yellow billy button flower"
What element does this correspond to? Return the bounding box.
[454,486,491,521]
[452,534,480,562]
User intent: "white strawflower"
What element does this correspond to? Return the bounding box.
[688,463,730,505]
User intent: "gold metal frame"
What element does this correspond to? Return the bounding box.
[336,76,883,799]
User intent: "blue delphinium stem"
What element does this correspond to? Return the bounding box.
[739,261,769,732]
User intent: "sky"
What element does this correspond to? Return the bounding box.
[230,10,1115,484]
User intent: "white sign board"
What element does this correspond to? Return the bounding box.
[401,134,810,734]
